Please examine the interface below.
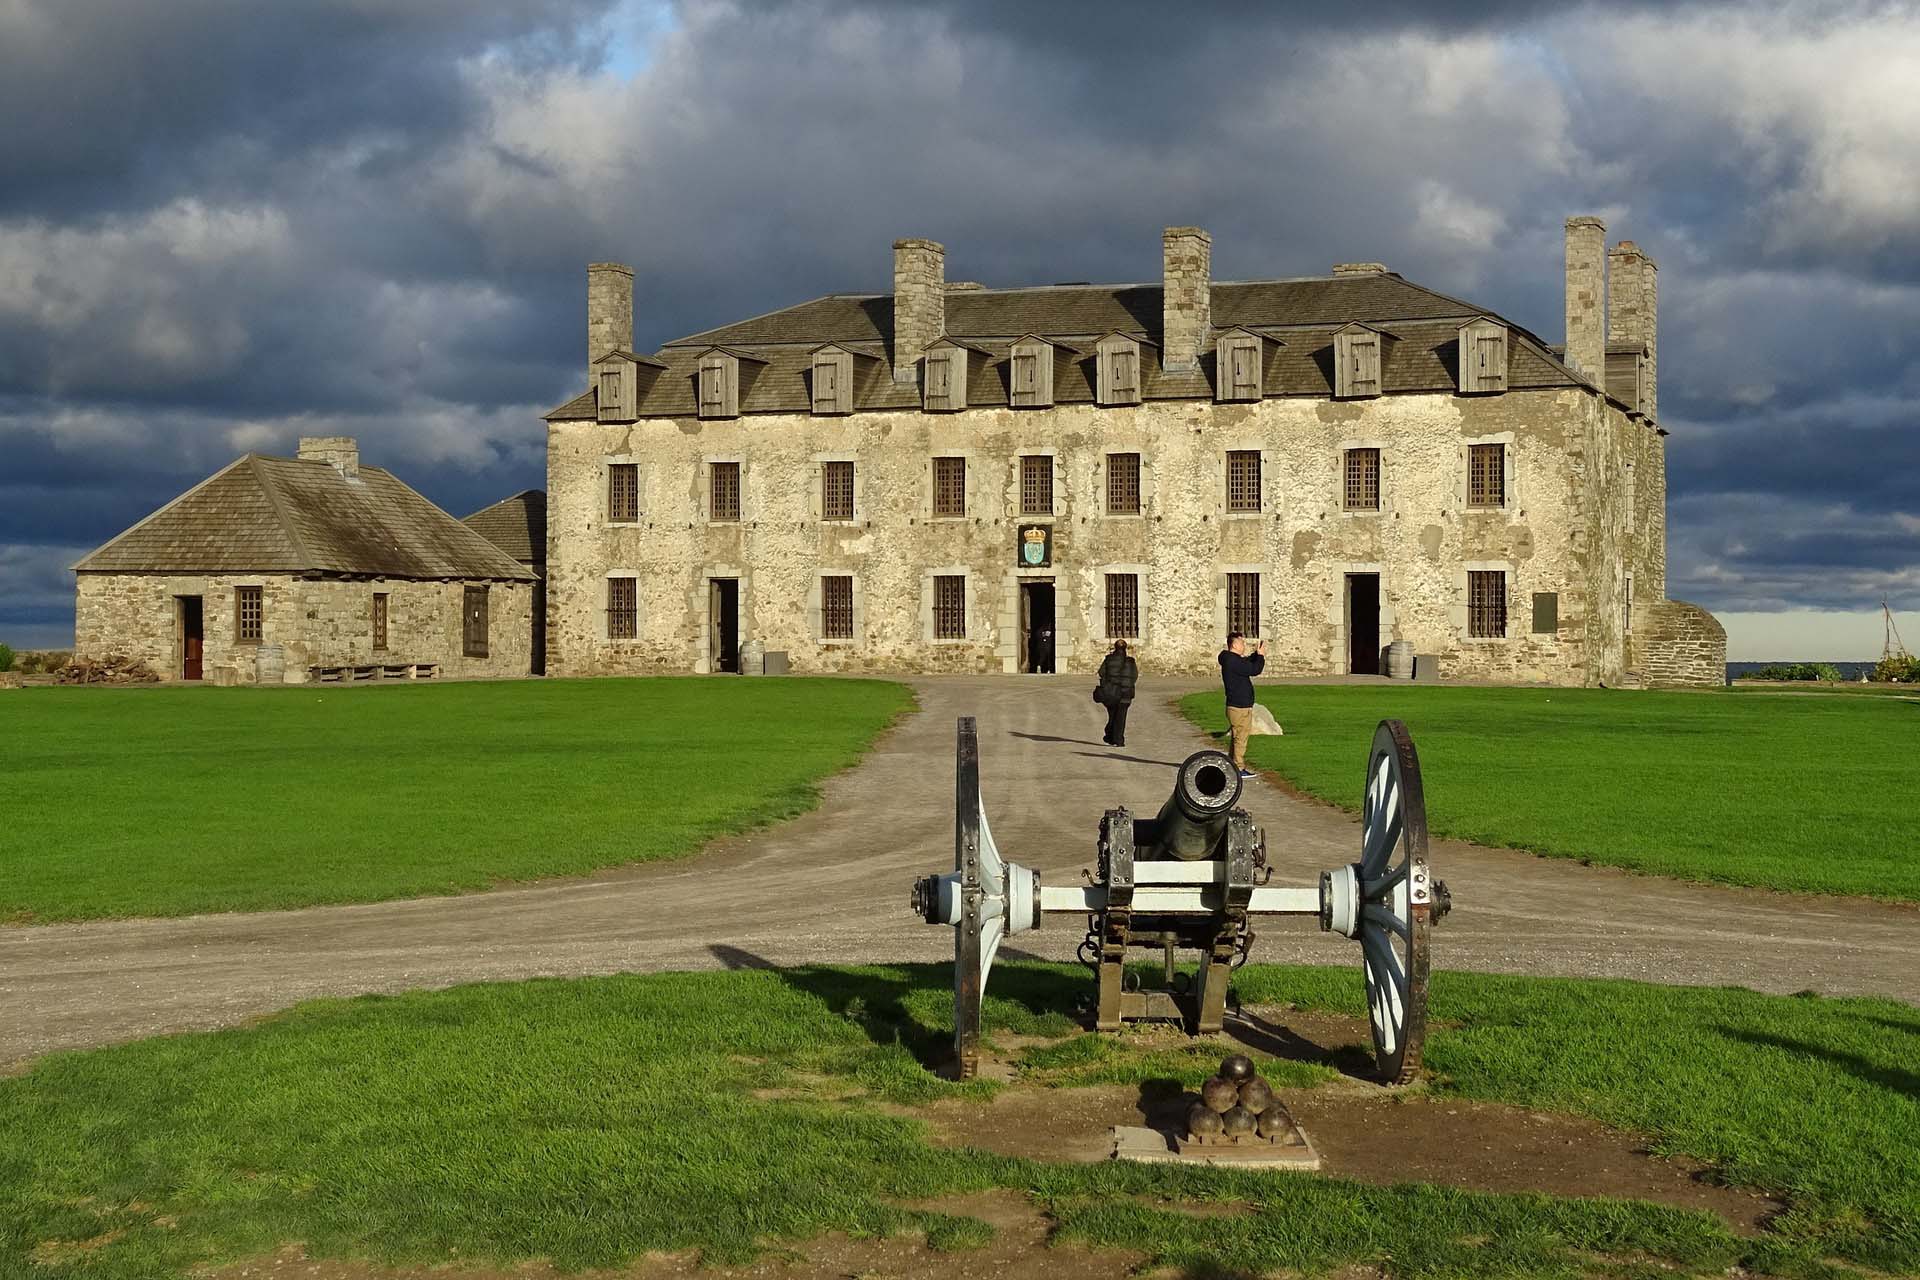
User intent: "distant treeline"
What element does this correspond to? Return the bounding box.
[1730,659,1917,682]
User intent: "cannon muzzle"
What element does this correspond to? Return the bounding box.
[1145,750,1241,861]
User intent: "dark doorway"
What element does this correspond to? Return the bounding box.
[178,595,204,681]
[1019,580,1056,673]
[709,578,741,673]
[1346,574,1381,675]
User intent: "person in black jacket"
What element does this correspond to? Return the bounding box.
[1218,631,1266,777]
[1096,640,1138,747]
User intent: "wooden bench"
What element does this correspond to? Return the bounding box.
[307,662,440,684]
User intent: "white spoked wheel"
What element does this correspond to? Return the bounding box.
[1354,719,1433,1084]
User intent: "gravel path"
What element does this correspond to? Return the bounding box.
[4,676,1913,1066]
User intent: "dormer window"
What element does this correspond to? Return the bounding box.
[695,347,765,419]
[923,338,985,412]
[1606,341,1647,412]
[1215,328,1270,402]
[1332,323,1388,399]
[1096,332,1148,406]
[593,351,661,423]
[1458,318,1509,395]
[1009,335,1055,408]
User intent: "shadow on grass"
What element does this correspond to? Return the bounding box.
[1223,1005,1381,1080]
[1716,1026,1920,1101]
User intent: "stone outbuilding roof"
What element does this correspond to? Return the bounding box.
[461,490,546,567]
[74,452,537,581]
[548,272,1583,420]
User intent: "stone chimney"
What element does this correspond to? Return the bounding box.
[298,436,359,479]
[1607,240,1658,420]
[1563,216,1607,382]
[892,238,945,383]
[1161,226,1211,373]
[587,262,634,379]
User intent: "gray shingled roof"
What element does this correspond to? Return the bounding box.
[462,489,546,566]
[548,272,1586,420]
[75,454,537,580]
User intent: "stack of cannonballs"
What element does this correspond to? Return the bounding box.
[1186,1054,1287,1143]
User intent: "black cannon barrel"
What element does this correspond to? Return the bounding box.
[1145,750,1241,861]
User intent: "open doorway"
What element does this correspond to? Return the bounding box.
[1346,574,1381,675]
[709,578,740,673]
[1019,580,1055,673]
[177,595,204,681]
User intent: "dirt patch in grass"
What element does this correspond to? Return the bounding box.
[921,1084,1781,1235]
[197,1194,1144,1280]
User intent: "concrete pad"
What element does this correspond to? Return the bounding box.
[1111,1124,1322,1171]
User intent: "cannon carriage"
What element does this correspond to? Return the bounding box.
[911,717,1451,1084]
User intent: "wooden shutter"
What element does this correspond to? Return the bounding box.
[699,354,736,417]
[925,348,964,411]
[463,585,489,657]
[1335,329,1381,398]
[1218,334,1262,401]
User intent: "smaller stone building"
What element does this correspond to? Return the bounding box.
[463,490,547,675]
[73,437,537,683]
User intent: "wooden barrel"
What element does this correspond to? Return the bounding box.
[1386,640,1414,679]
[254,644,285,685]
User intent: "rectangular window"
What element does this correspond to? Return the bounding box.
[235,585,263,643]
[609,463,639,522]
[822,461,854,521]
[710,461,740,522]
[1468,444,1505,508]
[1468,571,1507,639]
[371,592,388,651]
[1020,455,1053,516]
[1105,573,1140,639]
[1226,450,1262,513]
[1106,452,1141,515]
[821,575,854,640]
[933,575,967,640]
[933,456,966,517]
[1625,573,1634,635]
[607,577,638,640]
[463,585,490,657]
[1227,573,1260,638]
[1344,448,1381,510]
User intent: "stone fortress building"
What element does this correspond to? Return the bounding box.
[544,219,1724,685]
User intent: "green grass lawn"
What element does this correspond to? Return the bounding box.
[1,964,1913,1279]
[1181,685,1920,901]
[0,678,911,922]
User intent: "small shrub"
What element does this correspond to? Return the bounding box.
[0,643,13,672]
[17,650,72,675]
[1738,662,1842,682]
[1874,653,1920,683]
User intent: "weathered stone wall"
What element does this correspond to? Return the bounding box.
[547,384,1663,684]
[1639,599,1726,688]
[76,574,533,683]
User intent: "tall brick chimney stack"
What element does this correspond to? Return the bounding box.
[587,262,634,381]
[297,436,359,480]
[892,238,945,383]
[1563,216,1607,382]
[1161,226,1212,373]
[1607,240,1658,420]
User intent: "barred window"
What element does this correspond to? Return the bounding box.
[1227,573,1260,638]
[1344,448,1380,510]
[236,585,263,643]
[933,456,966,517]
[1468,444,1504,508]
[371,592,388,651]
[1105,573,1140,639]
[609,463,639,522]
[1020,455,1053,515]
[822,461,854,521]
[1226,450,1262,512]
[710,461,740,522]
[933,575,966,640]
[1106,452,1141,514]
[606,577,638,640]
[821,575,854,640]
[1468,570,1507,638]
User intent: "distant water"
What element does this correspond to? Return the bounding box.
[1727,660,1878,682]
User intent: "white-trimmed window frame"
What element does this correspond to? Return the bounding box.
[1220,445,1266,520]
[1338,438,1388,517]
[604,455,643,526]
[809,453,862,523]
[925,451,974,522]
[1460,433,1517,513]
[1097,449,1151,519]
[602,568,644,643]
[1216,564,1266,640]
[810,571,864,646]
[1097,563,1150,643]
[1014,447,1060,521]
[1456,560,1516,642]
[923,567,973,644]
[702,455,747,524]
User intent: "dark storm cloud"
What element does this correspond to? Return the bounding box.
[0,0,1915,652]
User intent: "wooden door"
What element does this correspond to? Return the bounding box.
[180,595,204,680]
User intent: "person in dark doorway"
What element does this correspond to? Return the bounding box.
[1037,627,1056,673]
[1096,639,1138,746]
[1218,631,1266,778]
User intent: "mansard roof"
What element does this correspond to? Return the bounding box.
[547,271,1582,420]
[74,454,537,581]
